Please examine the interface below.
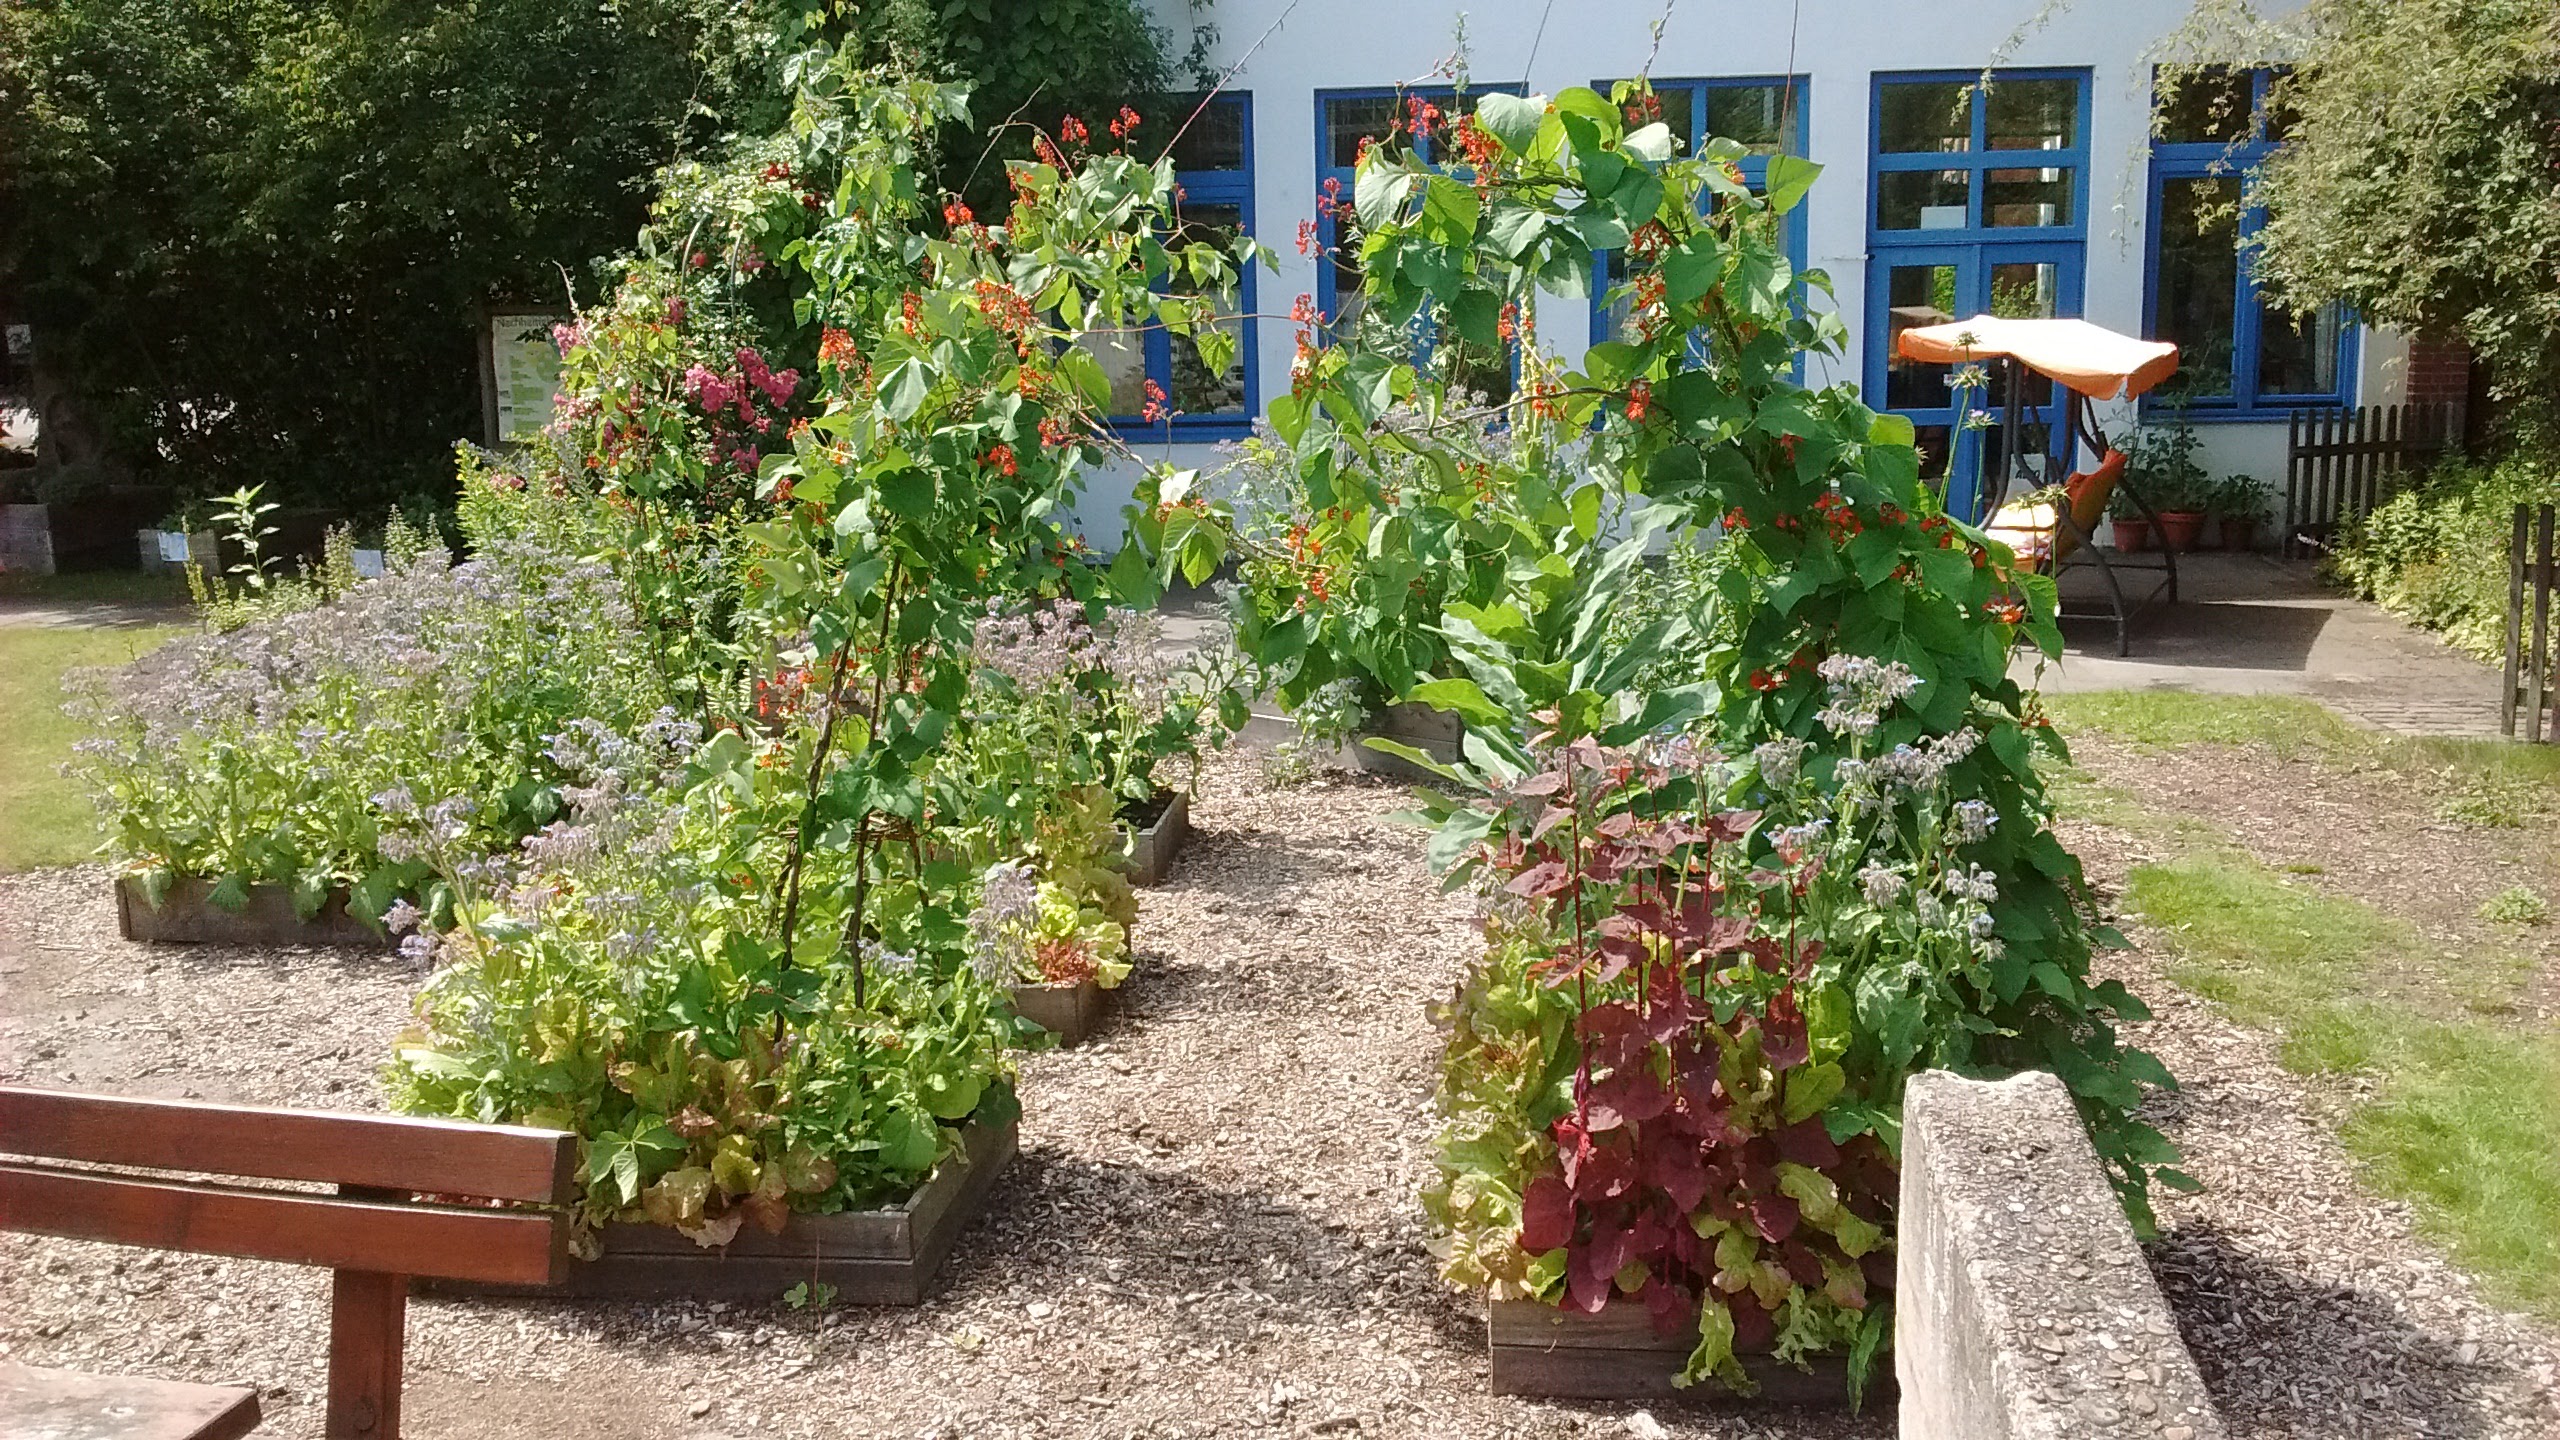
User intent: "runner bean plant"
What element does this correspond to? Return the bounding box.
[1127,80,2177,1391]
[384,49,1255,1223]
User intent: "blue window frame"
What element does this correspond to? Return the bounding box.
[1095,93,1258,440]
[1313,84,1524,394]
[1864,70,2091,519]
[2143,67,2353,418]
[1587,76,1809,347]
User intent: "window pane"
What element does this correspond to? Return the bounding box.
[1884,263,1958,410]
[1325,97,1401,168]
[2258,299,2341,397]
[1442,337,1513,407]
[1599,247,1635,344]
[2155,68,2251,145]
[1912,424,1953,482]
[1074,328,1151,417]
[1327,228,1367,339]
[1988,262,2060,411]
[1988,261,2062,320]
[1877,170,1970,230]
[1614,86,1695,152]
[2262,78,2300,144]
[1985,78,2077,152]
[2153,174,2241,398]
[1168,98,1246,172]
[1168,205,1246,414]
[1879,81,1972,153]
[1984,166,2075,227]
[1707,83,1797,155]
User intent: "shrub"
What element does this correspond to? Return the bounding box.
[2328,455,2560,662]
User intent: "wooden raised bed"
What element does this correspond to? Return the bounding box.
[1487,1298,1877,1406]
[432,1118,1015,1305]
[115,875,384,949]
[1117,788,1191,887]
[1354,701,1463,784]
[1007,977,1112,1046]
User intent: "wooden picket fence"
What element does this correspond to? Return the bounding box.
[2284,402,2463,558]
[2505,504,2557,742]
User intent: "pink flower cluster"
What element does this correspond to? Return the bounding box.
[681,347,803,479]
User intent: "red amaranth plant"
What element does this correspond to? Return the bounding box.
[1477,733,1894,1392]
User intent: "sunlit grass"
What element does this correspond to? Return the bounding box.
[0,625,183,870]
[2123,840,2560,1321]
[2045,688,2560,826]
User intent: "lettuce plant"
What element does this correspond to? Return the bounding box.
[387,720,1019,1239]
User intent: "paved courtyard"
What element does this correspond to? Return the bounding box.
[2018,552,2512,736]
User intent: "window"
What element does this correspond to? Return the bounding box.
[1588,77,1810,347]
[1865,71,2089,515]
[1870,72,2086,237]
[2144,68,2351,415]
[1089,93,1258,438]
[1314,86,1523,400]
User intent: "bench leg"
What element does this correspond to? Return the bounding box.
[326,1270,407,1440]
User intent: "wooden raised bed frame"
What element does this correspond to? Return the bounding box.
[1007,977,1111,1046]
[116,875,384,949]
[430,1118,1015,1305]
[1118,788,1190,887]
[1486,1298,1875,1406]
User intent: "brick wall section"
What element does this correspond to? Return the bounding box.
[2405,338,2473,408]
[1897,1071,2226,1440]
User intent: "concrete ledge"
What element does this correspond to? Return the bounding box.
[1897,1070,2224,1440]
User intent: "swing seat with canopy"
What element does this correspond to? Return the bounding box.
[1894,315,2183,656]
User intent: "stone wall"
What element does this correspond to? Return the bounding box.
[1897,1070,2224,1440]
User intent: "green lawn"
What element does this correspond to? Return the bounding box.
[2046,689,2560,826]
[0,570,193,604]
[0,625,184,870]
[2127,849,2560,1322]
[2046,690,2560,1322]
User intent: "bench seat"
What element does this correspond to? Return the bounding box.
[0,1360,261,1440]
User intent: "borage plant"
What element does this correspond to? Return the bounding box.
[68,482,669,926]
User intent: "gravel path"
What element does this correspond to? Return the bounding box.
[0,758,1884,1440]
[6,750,2555,1438]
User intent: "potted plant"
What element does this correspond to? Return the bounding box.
[2106,483,2151,552]
[2213,474,2270,552]
[2125,421,2210,552]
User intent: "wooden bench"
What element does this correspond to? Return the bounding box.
[0,1086,576,1440]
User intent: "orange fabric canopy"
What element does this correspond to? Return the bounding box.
[1894,316,2182,401]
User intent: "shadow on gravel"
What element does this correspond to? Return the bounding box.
[2150,1221,2497,1439]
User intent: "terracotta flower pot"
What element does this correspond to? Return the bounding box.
[2156,510,2207,553]
[2110,517,2152,552]
[2220,517,2258,552]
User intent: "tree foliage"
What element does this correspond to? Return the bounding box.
[2236,0,2560,427]
[0,0,1182,513]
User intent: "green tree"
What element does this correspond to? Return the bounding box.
[2235,0,2560,431]
[0,0,1184,515]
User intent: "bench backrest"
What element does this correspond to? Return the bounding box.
[0,1086,575,1287]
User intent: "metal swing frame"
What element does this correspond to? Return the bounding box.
[1973,356,2178,657]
